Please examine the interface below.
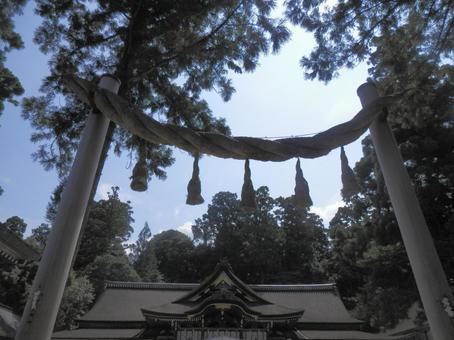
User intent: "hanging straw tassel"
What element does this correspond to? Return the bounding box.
[340,146,360,199]
[130,154,149,192]
[186,154,204,205]
[294,158,313,208]
[240,159,256,212]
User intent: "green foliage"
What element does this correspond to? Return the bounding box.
[23,0,290,179]
[25,223,51,252]
[191,186,328,284]
[130,222,162,282]
[83,254,140,295]
[74,186,134,270]
[0,258,37,314]
[55,271,94,330]
[325,61,454,329]
[0,190,136,327]
[275,197,328,282]
[285,0,453,81]
[0,0,26,115]
[283,0,454,329]
[1,215,27,237]
[151,230,194,282]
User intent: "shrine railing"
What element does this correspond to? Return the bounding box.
[176,328,267,340]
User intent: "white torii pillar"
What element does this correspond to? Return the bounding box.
[15,75,121,340]
[357,82,454,340]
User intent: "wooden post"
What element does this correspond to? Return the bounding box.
[15,75,120,340]
[357,82,454,340]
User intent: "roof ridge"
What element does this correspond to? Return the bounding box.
[104,281,336,292]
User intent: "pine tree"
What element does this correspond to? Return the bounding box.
[131,222,163,282]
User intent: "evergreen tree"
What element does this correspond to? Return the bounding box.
[0,0,27,115]
[275,197,328,283]
[83,254,140,295]
[191,187,327,283]
[22,0,290,183]
[285,0,453,82]
[73,186,134,270]
[279,0,454,329]
[1,216,27,238]
[131,222,162,282]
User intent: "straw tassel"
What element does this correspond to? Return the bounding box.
[340,146,360,198]
[130,144,149,192]
[186,154,204,205]
[294,158,313,208]
[240,159,256,212]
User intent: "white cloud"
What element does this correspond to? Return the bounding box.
[173,206,181,217]
[311,201,344,226]
[177,221,193,239]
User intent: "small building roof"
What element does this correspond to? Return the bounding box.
[0,228,40,263]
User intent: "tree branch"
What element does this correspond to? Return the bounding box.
[131,0,244,82]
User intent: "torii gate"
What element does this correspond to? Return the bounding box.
[15,75,454,340]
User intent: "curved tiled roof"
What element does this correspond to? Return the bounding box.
[80,281,359,325]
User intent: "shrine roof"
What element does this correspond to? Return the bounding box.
[79,281,360,325]
[294,330,405,339]
[0,228,40,262]
[52,328,143,339]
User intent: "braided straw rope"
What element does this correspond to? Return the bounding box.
[64,75,399,161]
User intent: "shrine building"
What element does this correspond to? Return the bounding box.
[52,262,426,340]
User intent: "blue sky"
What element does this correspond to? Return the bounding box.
[0,3,370,241]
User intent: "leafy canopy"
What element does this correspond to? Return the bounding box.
[23,0,290,178]
[285,0,453,81]
[0,0,27,115]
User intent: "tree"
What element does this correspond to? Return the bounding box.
[73,186,134,270]
[25,223,51,252]
[130,222,162,282]
[151,230,194,282]
[55,271,94,330]
[83,254,140,295]
[129,222,151,263]
[1,216,27,238]
[279,0,454,329]
[275,197,328,283]
[213,187,282,283]
[191,187,327,283]
[0,259,37,314]
[0,0,27,116]
[22,0,290,183]
[285,0,453,82]
[325,57,454,328]
[192,191,241,247]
